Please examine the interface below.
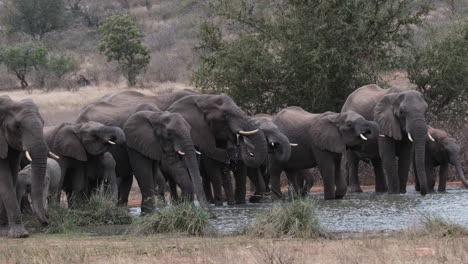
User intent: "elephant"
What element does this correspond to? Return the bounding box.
[342,84,433,195]
[16,158,61,212]
[0,96,49,238]
[76,92,194,207]
[45,121,125,206]
[414,127,468,192]
[167,94,268,205]
[123,110,207,212]
[241,114,293,203]
[98,89,198,110]
[271,106,379,200]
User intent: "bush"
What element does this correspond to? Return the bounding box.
[193,0,430,114]
[407,18,468,127]
[244,198,326,239]
[417,215,468,238]
[47,54,80,80]
[131,202,210,236]
[0,42,48,90]
[99,14,151,86]
[1,0,68,40]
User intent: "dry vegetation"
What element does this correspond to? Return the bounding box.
[1,233,468,264]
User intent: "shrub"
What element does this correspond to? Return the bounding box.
[1,0,68,40]
[0,43,48,90]
[131,202,210,236]
[407,18,468,127]
[418,215,468,238]
[47,54,80,80]
[244,198,326,239]
[99,14,151,86]
[193,0,430,114]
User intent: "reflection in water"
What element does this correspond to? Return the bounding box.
[130,185,468,235]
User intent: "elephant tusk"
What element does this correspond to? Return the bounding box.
[270,142,275,147]
[427,132,435,142]
[379,134,386,137]
[177,150,186,156]
[290,143,299,147]
[25,151,32,162]
[238,129,259,136]
[195,150,201,155]
[359,134,368,141]
[108,140,116,145]
[408,133,414,142]
[248,152,254,157]
[48,152,60,159]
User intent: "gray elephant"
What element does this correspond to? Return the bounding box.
[0,96,50,238]
[414,127,468,192]
[76,91,194,207]
[242,114,293,202]
[45,121,124,206]
[16,158,61,212]
[124,110,206,212]
[342,84,433,195]
[271,107,379,200]
[168,94,268,205]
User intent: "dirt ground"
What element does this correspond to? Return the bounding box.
[1,232,467,264]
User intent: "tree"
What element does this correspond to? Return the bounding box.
[407,18,468,126]
[0,43,48,90]
[99,14,151,86]
[47,54,80,79]
[193,0,430,114]
[2,0,68,40]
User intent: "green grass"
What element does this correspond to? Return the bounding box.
[243,198,326,239]
[131,202,210,236]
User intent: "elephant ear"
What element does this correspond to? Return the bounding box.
[124,111,162,160]
[0,96,14,159]
[374,93,402,140]
[50,123,88,161]
[309,112,345,154]
[168,95,229,162]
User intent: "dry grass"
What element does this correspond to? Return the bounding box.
[1,233,467,264]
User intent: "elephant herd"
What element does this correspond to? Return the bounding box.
[0,84,466,238]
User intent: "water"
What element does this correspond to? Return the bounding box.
[130,185,468,235]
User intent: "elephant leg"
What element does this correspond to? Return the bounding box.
[202,158,223,206]
[0,161,28,238]
[153,165,166,200]
[171,172,194,202]
[437,163,448,192]
[248,168,265,203]
[398,141,413,194]
[233,165,247,204]
[285,170,299,197]
[414,166,420,192]
[221,165,235,205]
[425,166,435,193]
[128,148,156,213]
[168,178,179,202]
[101,153,118,201]
[335,155,347,199]
[0,201,8,236]
[346,151,362,193]
[372,159,387,193]
[314,149,336,200]
[269,164,283,198]
[379,137,399,194]
[69,166,87,207]
[20,196,32,214]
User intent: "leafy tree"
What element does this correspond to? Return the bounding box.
[0,43,48,89]
[47,54,80,79]
[407,18,468,126]
[2,0,68,40]
[99,14,151,86]
[193,0,430,114]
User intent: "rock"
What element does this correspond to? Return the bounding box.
[415,248,435,257]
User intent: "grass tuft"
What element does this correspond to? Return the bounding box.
[418,215,468,238]
[131,202,210,236]
[243,198,326,239]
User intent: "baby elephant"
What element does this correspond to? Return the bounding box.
[16,158,62,211]
[415,127,468,192]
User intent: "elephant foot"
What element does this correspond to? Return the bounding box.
[8,225,29,238]
[214,200,223,206]
[0,225,8,237]
[227,200,236,206]
[437,188,446,193]
[334,194,345,199]
[249,195,262,203]
[348,185,363,193]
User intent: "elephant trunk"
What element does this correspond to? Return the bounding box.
[236,118,267,168]
[451,157,468,187]
[25,122,49,225]
[272,131,292,163]
[410,119,428,195]
[184,148,207,205]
